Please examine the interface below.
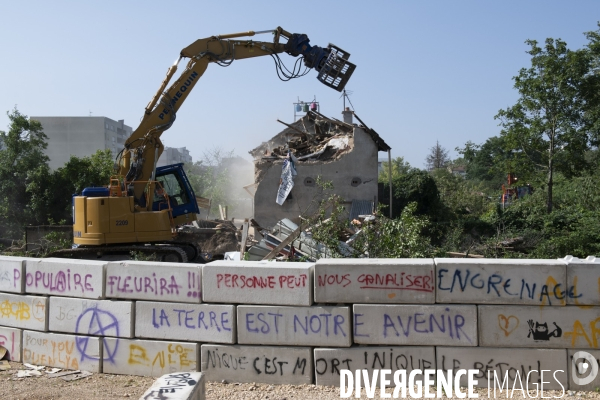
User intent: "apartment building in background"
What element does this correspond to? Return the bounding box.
[157,146,193,167]
[31,116,192,170]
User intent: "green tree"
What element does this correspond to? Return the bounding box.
[0,108,51,238]
[582,25,600,167]
[184,146,234,217]
[431,168,490,218]
[458,137,532,186]
[306,179,433,259]
[352,203,433,258]
[378,156,411,182]
[380,169,441,220]
[46,149,114,223]
[425,140,450,171]
[495,34,598,213]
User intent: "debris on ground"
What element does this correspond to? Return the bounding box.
[245,216,359,261]
[1,361,154,399]
[47,369,83,379]
[60,370,93,381]
[17,369,42,377]
[45,367,61,374]
[23,363,44,371]
[178,219,240,260]
[15,363,79,379]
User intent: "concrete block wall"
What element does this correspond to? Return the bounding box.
[0,255,598,391]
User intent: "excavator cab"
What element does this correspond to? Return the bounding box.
[153,163,200,225]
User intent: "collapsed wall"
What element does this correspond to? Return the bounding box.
[251,115,379,228]
[0,255,599,390]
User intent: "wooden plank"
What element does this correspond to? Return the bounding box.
[240,219,249,259]
[219,205,227,220]
[195,196,211,209]
[276,119,309,137]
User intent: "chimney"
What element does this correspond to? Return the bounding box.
[342,107,353,124]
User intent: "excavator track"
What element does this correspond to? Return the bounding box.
[49,244,189,263]
[156,241,206,263]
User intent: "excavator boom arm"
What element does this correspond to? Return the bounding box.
[118,27,355,202]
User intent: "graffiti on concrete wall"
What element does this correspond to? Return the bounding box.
[23,335,81,369]
[106,270,200,299]
[0,267,21,291]
[75,306,120,363]
[0,297,46,322]
[26,269,95,295]
[128,343,196,370]
[437,268,578,305]
[204,347,309,377]
[0,330,17,359]
[318,271,434,293]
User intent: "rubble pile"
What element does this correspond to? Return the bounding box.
[249,111,354,162]
[178,220,240,260]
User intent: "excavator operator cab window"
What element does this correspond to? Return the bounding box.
[154,172,189,209]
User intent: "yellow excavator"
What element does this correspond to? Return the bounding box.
[55,27,355,262]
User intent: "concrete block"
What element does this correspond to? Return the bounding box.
[106,261,201,303]
[22,330,101,372]
[0,327,22,361]
[140,372,205,400]
[103,338,198,377]
[0,256,26,293]
[202,260,313,306]
[25,258,106,299]
[48,297,134,338]
[479,305,600,349]
[314,346,435,387]
[201,344,313,385]
[352,304,477,346]
[564,256,600,305]
[568,349,600,391]
[436,346,568,390]
[0,293,48,331]
[237,305,351,347]
[314,258,434,304]
[135,301,235,343]
[435,258,567,305]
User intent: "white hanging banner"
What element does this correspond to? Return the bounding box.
[276,153,297,205]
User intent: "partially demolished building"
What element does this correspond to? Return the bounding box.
[249,109,391,229]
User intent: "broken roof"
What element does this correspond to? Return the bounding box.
[249,110,390,161]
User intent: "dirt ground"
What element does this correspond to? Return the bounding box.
[1,361,598,400]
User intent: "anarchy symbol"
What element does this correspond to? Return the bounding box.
[75,307,119,363]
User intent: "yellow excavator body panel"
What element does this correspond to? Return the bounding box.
[73,196,172,245]
[172,212,196,227]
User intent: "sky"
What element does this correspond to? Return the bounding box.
[1,1,599,169]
